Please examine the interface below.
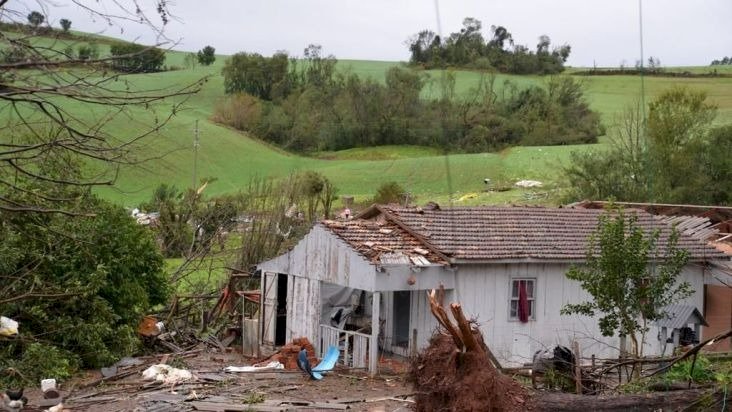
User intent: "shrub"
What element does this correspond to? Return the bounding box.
[109,42,166,73]
[373,181,407,204]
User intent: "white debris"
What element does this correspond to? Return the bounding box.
[224,361,284,373]
[0,316,19,337]
[515,180,543,188]
[142,364,193,384]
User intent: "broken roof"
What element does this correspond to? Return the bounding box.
[320,218,447,265]
[351,204,728,263]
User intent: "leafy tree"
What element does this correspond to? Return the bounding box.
[561,208,692,362]
[27,11,44,27]
[109,42,166,73]
[222,51,293,100]
[197,45,216,66]
[406,17,569,74]
[564,87,730,205]
[184,52,198,69]
[59,18,71,32]
[373,181,407,204]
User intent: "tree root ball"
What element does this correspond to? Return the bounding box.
[409,333,531,411]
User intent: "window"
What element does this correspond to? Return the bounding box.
[509,279,536,322]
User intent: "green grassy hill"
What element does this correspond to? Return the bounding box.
[5,32,732,207]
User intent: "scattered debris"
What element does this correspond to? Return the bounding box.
[224,361,284,373]
[142,364,194,385]
[1,389,27,412]
[515,179,543,188]
[261,337,318,370]
[0,316,19,337]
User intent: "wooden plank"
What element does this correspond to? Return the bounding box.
[190,401,285,412]
[370,292,380,375]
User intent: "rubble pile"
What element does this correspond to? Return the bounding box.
[265,337,318,370]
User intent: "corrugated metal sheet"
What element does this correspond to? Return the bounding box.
[655,304,708,329]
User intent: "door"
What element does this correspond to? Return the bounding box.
[261,272,278,346]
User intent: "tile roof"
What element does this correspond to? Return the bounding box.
[320,219,446,265]
[369,205,729,262]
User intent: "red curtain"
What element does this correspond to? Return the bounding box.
[518,280,529,323]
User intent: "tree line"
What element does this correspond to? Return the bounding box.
[711,56,732,66]
[406,17,571,74]
[215,45,601,153]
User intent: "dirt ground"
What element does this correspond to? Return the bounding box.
[19,350,414,412]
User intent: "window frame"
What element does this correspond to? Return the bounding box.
[508,278,537,322]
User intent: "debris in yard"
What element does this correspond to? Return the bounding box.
[142,364,193,384]
[0,316,19,337]
[224,361,284,373]
[410,289,530,411]
[262,337,318,370]
[306,345,339,380]
[1,388,27,412]
[138,315,165,337]
[515,179,543,188]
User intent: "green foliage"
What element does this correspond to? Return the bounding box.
[561,207,691,357]
[407,17,570,74]
[109,42,166,73]
[197,45,216,66]
[77,43,99,61]
[373,181,407,204]
[564,87,731,205]
[217,51,600,153]
[222,51,293,100]
[665,355,714,384]
[59,18,72,32]
[27,11,44,27]
[0,186,170,375]
[0,343,78,388]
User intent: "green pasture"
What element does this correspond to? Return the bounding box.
[4,30,732,207]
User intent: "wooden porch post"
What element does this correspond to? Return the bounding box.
[369,292,380,376]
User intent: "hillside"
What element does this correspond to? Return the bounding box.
[4,31,732,207]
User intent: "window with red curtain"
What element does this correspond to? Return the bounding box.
[510,279,535,322]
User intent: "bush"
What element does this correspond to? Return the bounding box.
[0,343,78,388]
[77,43,99,61]
[373,181,407,204]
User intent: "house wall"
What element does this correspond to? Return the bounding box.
[259,225,378,291]
[447,263,705,367]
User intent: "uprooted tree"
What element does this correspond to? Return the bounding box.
[409,288,529,411]
[561,208,691,365]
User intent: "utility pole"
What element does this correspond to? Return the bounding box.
[192,119,200,190]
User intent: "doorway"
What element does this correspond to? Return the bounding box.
[393,291,411,348]
[275,274,288,346]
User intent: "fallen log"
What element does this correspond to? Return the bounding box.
[535,388,721,411]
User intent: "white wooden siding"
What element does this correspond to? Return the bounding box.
[451,263,705,366]
[285,276,321,344]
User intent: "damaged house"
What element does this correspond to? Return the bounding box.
[256,204,730,374]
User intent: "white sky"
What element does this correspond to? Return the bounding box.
[16,0,732,67]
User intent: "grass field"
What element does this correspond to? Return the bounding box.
[5,32,732,208]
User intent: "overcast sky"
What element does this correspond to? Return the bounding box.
[17,0,732,67]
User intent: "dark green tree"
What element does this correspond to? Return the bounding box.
[59,18,71,32]
[27,11,44,27]
[222,52,293,100]
[197,45,216,65]
[109,42,166,73]
[561,208,691,362]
